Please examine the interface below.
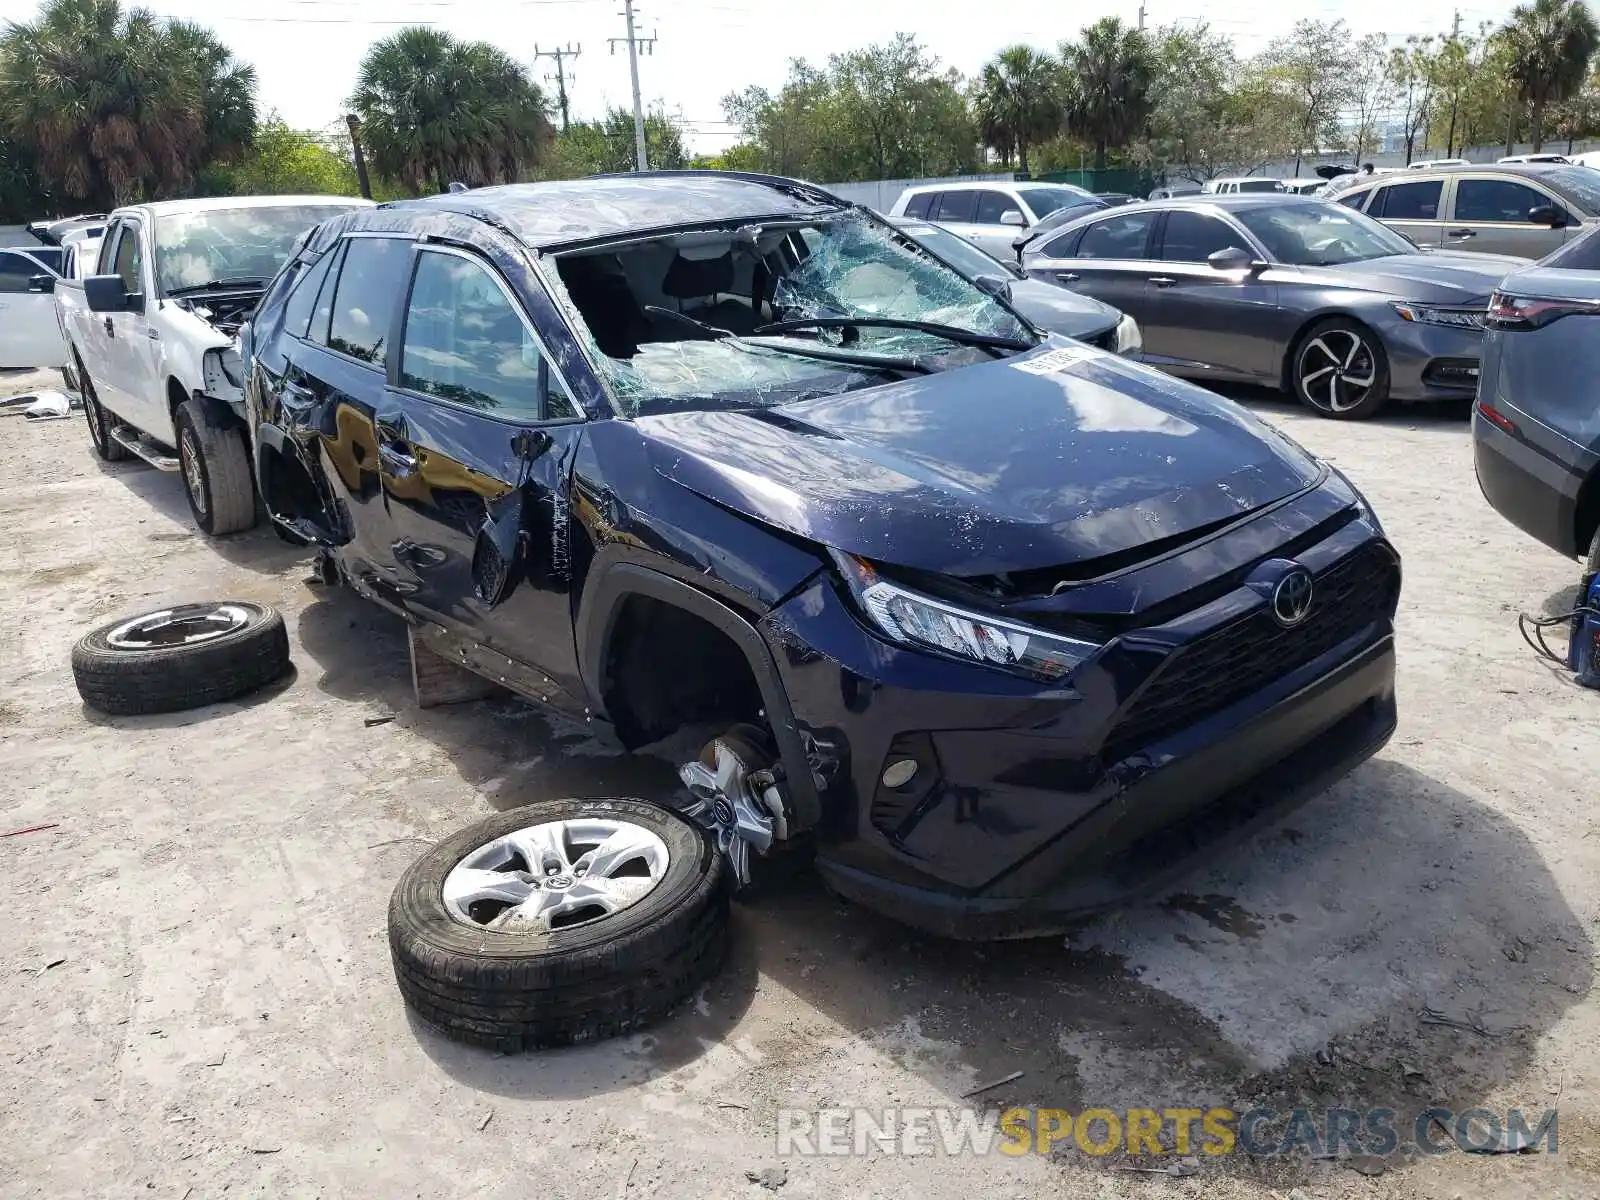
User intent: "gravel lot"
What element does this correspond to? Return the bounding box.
[1,369,1596,1200]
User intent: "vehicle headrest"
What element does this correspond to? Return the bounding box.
[662,251,734,299]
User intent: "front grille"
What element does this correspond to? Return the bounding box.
[1103,545,1399,759]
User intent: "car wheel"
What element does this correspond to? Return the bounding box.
[678,724,812,899]
[1586,526,1600,574]
[78,354,129,463]
[1291,318,1391,420]
[71,601,291,716]
[175,399,257,537]
[388,798,729,1052]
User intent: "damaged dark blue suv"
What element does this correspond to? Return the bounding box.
[243,172,1400,940]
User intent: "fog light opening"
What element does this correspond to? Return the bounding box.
[881,758,919,789]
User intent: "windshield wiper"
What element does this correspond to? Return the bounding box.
[637,304,932,374]
[166,277,267,296]
[643,305,731,339]
[751,315,1034,354]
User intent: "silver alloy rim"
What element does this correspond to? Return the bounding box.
[86,397,102,442]
[180,428,207,515]
[678,737,780,887]
[1298,330,1378,413]
[441,817,670,932]
[105,603,252,650]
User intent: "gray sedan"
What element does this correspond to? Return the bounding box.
[887,216,1142,355]
[1022,195,1527,419]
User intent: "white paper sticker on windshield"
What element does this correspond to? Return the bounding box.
[1011,345,1098,375]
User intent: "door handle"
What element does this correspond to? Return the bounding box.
[376,416,418,479]
[1447,229,1476,239]
[103,316,114,336]
[1055,271,1081,282]
[1148,276,1178,287]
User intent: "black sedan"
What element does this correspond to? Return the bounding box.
[888,216,1142,356]
[1022,194,1528,419]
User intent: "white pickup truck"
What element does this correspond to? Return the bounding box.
[56,195,371,534]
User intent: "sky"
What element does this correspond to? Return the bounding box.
[0,0,1533,154]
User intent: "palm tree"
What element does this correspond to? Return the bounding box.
[350,28,554,194]
[1501,0,1600,150]
[1061,17,1156,170]
[973,45,1061,175]
[0,0,256,206]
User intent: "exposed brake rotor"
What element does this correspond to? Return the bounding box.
[677,727,789,887]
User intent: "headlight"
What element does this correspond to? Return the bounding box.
[1391,302,1485,331]
[1113,313,1142,355]
[834,553,1100,682]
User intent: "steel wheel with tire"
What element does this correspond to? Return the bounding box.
[1586,526,1600,573]
[78,353,129,462]
[388,798,729,1052]
[1291,318,1390,420]
[175,399,257,536]
[71,601,291,716]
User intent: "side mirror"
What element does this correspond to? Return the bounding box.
[1207,246,1255,272]
[1528,205,1565,227]
[973,274,1013,302]
[999,209,1028,228]
[84,274,133,313]
[27,274,55,294]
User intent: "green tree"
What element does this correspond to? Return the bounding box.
[973,45,1061,175]
[1347,34,1393,167]
[1387,36,1436,163]
[0,0,257,207]
[1138,24,1291,181]
[350,27,553,194]
[545,108,687,178]
[1061,17,1156,170]
[1258,19,1357,174]
[213,114,359,196]
[1501,0,1600,149]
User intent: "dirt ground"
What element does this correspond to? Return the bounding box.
[1,367,1597,1200]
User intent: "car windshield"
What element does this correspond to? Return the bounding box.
[547,211,1036,418]
[154,205,359,293]
[1018,186,1094,216]
[1545,167,1600,212]
[902,223,1016,280]
[1236,203,1414,265]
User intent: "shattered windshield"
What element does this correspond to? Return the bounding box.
[154,205,361,293]
[547,211,1036,418]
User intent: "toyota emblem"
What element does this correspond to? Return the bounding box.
[1271,567,1315,628]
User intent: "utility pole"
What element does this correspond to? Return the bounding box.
[1137,1,1145,30]
[609,0,655,172]
[534,43,581,134]
[345,114,373,200]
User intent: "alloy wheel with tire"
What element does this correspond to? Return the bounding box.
[388,798,729,1052]
[1292,318,1391,420]
[78,353,129,462]
[175,398,257,536]
[71,601,291,716]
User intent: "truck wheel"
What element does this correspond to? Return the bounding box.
[71,601,291,716]
[176,399,257,536]
[79,356,129,463]
[388,798,729,1052]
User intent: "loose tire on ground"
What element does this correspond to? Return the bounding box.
[176,398,257,536]
[388,798,729,1052]
[71,601,290,716]
[78,352,129,463]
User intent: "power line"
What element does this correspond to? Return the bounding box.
[535,43,582,133]
[608,0,656,171]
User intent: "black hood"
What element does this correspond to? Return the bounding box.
[639,344,1322,576]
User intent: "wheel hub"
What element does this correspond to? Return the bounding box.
[678,734,786,887]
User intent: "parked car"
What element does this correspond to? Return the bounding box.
[1093,192,1138,206]
[1148,183,1203,200]
[1472,223,1600,565]
[1008,195,1111,260]
[56,232,102,391]
[245,172,1400,978]
[0,244,66,368]
[1332,163,1600,257]
[1282,179,1327,195]
[888,180,1098,258]
[1498,153,1569,164]
[1409,158,1472,169]
[1201,177,1285,194]
[1021,194,1526,419]
[56,194,372,534]
[26,213,107,246]
[1570,150,1600,170]
[887,215,1142,354]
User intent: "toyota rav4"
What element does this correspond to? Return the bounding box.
[242,172,1401,939]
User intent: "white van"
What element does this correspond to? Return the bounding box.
[1200,177,1286,195]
